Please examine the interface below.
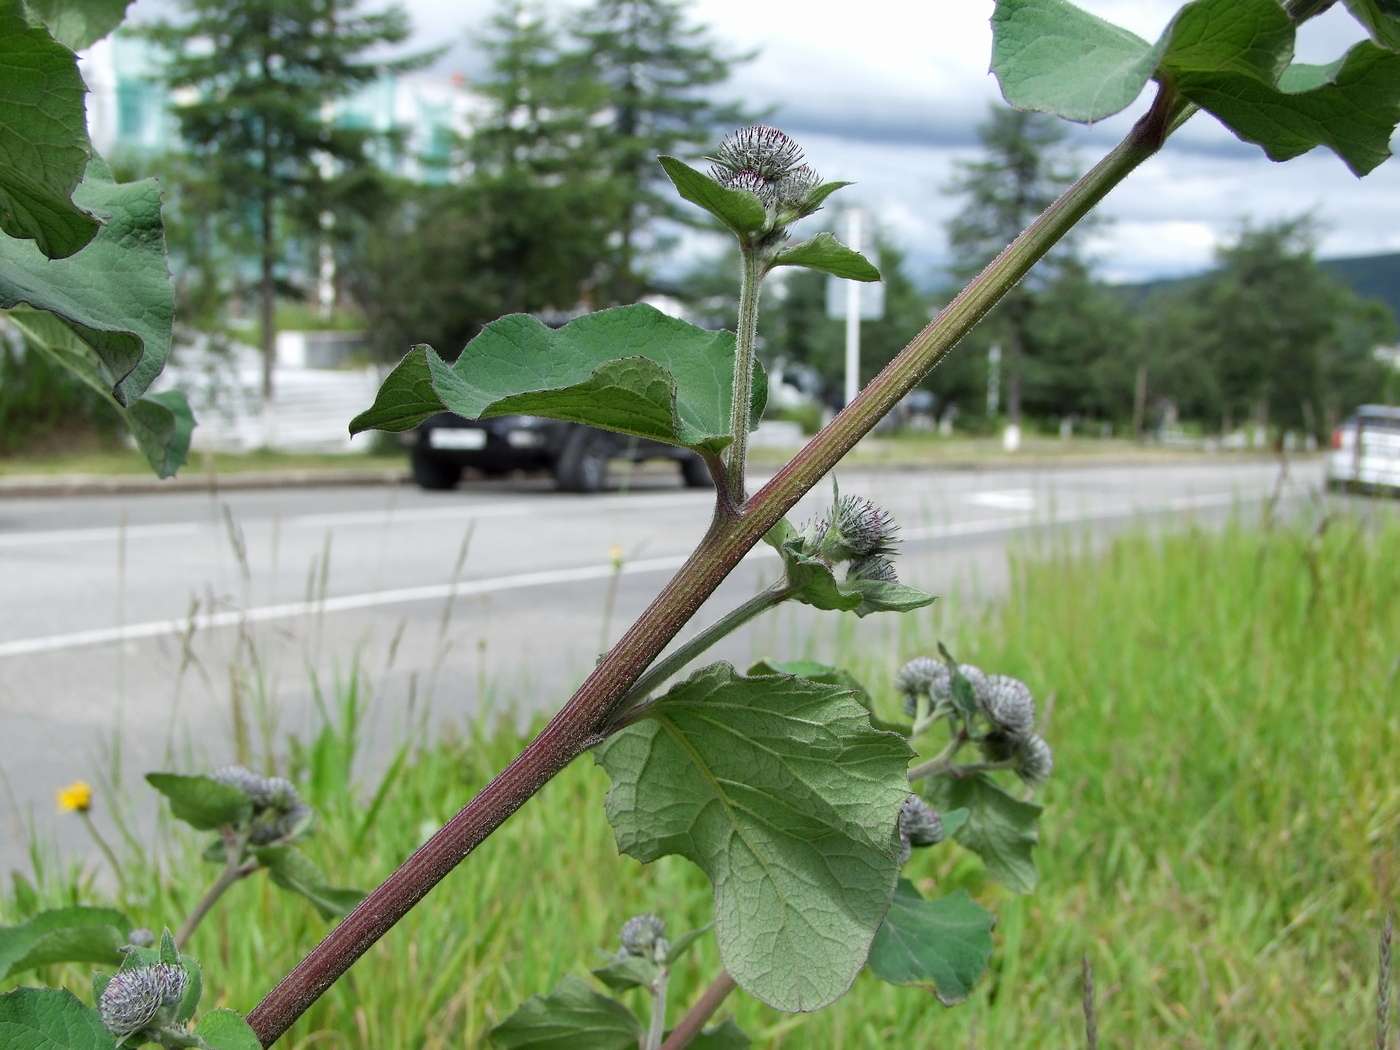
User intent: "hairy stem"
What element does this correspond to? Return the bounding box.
[723,249,764,506]
[247,86,1198,1047]
[176,836,251,949]
[645,971,669,1050]
[659,971,738,1050]
[906,732,968,782]
[611,583,794,725]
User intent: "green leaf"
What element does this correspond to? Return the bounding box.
[351,304,767,454]
[25,0,132,50]
[145,774,252,831]
[589,954,657,994]
[1345,0,1400,53]
[658,156,768,237]
[0,907,131,980]
[990,0,1165,122]
[0,1,99,259]
[925,774,1042,894]
[799,181,852,214]
[867,882,995,1003]
[681,1018,750,1050]
[488,976,642,1050]
[746,658,908,736]
[772,233,880,281]
[192,1010,260,1050]
[0,987,115,1050]
[251,844,365,920]
[939,808,971,840]
[4,309,194,477]
[0,159,173,405]
[762,519,936,620]
[594,662,915,1011]
[1173,39,1400,176]
[664,924,709,966]
[1277,57,1348,93]
[992,0,1293,123]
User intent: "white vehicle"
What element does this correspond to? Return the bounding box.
[1326,405,1400,493]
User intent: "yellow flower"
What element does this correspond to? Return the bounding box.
[57,780,93,814]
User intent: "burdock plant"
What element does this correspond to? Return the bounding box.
[6,0,1400,1046]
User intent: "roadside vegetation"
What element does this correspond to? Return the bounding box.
[7,512,1395,1048]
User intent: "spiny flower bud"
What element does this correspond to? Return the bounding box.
[211,765,265,802]
[98,963,187,1041]
[710,125,805,185]
[212,766,302,813]
[896,657,949,716]
[944,664,990,708]
[899,794,944,848]
[980,729,1017,764]
[619,914,668,960]
[1014,735,1054,787]
[849,555,898,584]
[827,495,898,560]
[981,674,1036,739]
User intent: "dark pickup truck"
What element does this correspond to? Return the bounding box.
[409,413,713,492]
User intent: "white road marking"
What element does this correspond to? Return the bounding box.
[0,522,202,548]
[0,487,1279,659]
[967,489,1036,510]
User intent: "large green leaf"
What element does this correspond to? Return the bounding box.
[867,882,995,1003]
[1174,39,1400,176]
[746,658,908,736]
[5,309,194,477]
[762,519,936,619]
[0,1,99,259]
[0,988,114,1050]
[594,662,914,1011]
[990,0,1167,122]
[252,844,365,920]
[192,1010,261,1050]
[488,976,642,1050]
[25,0,133,50]
[0,907,130,980]
[0,160,172,405]
[350,304,766,454]
[772,233,880,281]
[1345,0,1400,53]
[925,773,1042,894]
[145,774,253,831]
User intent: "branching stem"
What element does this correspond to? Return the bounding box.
[176,830,252,948]
[658,971,738,1050]
[645,970,669,1050]
[246,83,1204,1048]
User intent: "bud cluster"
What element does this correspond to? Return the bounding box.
[709,125,825,223]
[896,656,1053,788]
[212,765,315,845]
[98,962,188,1042]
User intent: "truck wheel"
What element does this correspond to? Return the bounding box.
[411,450,461,490]
[554,429,612,492]
[680,453,714,488]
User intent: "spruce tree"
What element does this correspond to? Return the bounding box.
[945,105,1081,427]
[146,0,431,396]
[568,0,751,303]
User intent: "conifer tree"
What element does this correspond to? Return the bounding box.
[147,0,431,395]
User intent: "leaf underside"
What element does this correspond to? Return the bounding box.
[594,663,914,1012]
[991,0,1400,176]
[0,1,99,259]
[350,304,767,454]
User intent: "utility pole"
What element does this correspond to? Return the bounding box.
[843,208,863,408]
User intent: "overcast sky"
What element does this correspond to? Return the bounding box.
[131,0,1400,284]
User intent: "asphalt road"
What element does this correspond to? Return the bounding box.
[0,458,1309,874]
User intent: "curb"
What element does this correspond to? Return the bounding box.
[0,468,411,499]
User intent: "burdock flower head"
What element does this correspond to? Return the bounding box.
[896,794,945,863]
[212,765,315,844]
[98,962,188,1042]
[618,913,669,963]
[794,488,905,585]
[709,125,826,222]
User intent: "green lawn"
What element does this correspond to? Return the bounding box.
[6,513,1397,1048]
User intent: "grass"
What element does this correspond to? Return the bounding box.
[0,446,408,477]
[4,512,1398,1048]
